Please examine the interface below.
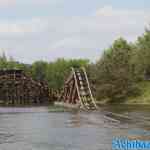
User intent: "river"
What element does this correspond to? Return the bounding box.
[0,105,149,150]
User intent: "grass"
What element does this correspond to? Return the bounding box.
[126,81,150,104]
[48,105,68,112]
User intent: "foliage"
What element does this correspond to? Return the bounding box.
[89,38,138,102]
[46,58,89,89]
[89,27,150,103]
[126,81,150,104]
[132,27,150,80]
[0,55,89,90]
[31,61,48,81]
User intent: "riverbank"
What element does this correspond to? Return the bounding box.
[48,104,79,112]
[49,105,69,112]
[95,81,150,105]
[125,81,150,104]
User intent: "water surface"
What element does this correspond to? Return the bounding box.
[0,105,149,150]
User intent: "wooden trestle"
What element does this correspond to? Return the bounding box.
[60,67,97,110]
[0,69,51,105]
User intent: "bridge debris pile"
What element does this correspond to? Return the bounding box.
[0,69,50,105]
[60,67,97,110]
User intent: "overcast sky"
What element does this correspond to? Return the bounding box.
[0,0,149,63]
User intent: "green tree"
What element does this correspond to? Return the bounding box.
[31,61,48,81]
[91,38,137,102]
[132,27,150,80]
[46,58,89,89]
[0,52,8,69]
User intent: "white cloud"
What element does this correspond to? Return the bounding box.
[0,0,65,8]
[0,18,48,35]
[95,5,114,17]
[0,6,149,63]
[0,0,16,7]
[18,0,65,6]
[0,23,30,33]
[95,5,147,17]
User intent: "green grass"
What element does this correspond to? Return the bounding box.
[126,81,150,104]
[48,105,68,112]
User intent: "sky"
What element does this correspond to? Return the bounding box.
[0,0,149,63]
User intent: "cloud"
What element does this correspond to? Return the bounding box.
[0,6,149,63]
[0,18,48,36]
[95,5,147,17]
[93,6,149,40]
[0,0,16,7]
[17,0,65,7]
[0,23,30,34]
[95,5,114,17]
[0,0,65,9]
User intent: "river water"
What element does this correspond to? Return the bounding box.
[0,105,149,150]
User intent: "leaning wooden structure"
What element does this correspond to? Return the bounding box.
[59,67,97,110]
[0,69,51,105]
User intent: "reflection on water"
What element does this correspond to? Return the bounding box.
[0,105,149,150]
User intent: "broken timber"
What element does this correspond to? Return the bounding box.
[59,67,97,110]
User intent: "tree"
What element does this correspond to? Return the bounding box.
[132,27,150,80]
[46,58,89,89]
[91,38,137,102]
[31,61,48,81]
[0,52,8,69]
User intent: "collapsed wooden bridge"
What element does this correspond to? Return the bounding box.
[0,68,96,110]
[59,67,97,110]
[0,69,51,105]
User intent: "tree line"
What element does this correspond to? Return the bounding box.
[0,27,149,103]
[0,54,89,90]
[88,27,150,102]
